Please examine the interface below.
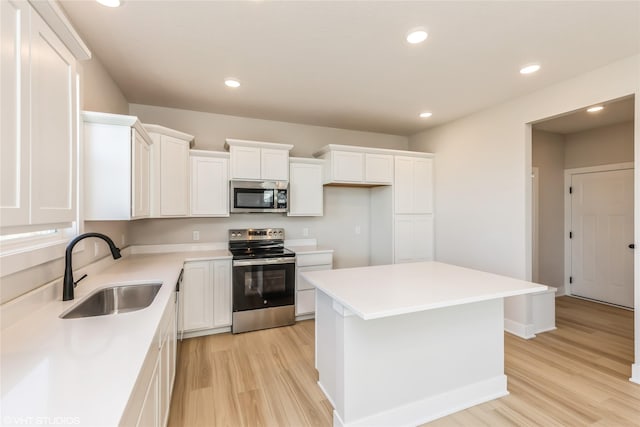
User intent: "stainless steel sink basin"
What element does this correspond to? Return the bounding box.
[61,283,162,319]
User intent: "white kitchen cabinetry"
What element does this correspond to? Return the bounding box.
[394,156,433,214]
[314,145,393,185]
[394,214,434,263]
[190,150,229,217]
[1,0,81,230]
[225,139,293,181]
[288,158,324,216]
[144,124,195,218]
[295,251,333,318]
[83,112,153,220]
[124,291,177,427]
[180,259,232,337]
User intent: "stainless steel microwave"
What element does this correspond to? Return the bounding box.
[230,180,288,213]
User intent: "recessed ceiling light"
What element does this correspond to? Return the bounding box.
[419,112,433,118]
[406,28,428,44]
[96,0,121,7]
[519,64,541,74]
[587,105,604,113]
[224,79,241,88]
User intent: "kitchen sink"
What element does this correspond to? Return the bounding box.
[60,283,162,319]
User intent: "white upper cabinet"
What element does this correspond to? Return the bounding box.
[83,112,153,220]
[1,1,83,230]
[314,145,393,185]
[394,155,433,214]
[288,158,324,217]
[144,124,195,218]
[365,153,394,184]
[190,150,229,217]
[226,139,293,181]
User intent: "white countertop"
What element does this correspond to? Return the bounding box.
[287,244,334,255]
[0,250,230,427]
[302,261,547,320]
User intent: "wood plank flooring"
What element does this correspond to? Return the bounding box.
[168,297,639,426]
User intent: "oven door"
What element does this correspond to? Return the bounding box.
[232,258,295,312]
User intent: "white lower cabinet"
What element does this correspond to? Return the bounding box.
[124,294,177,427]
[394,214,434,263]
[295,252,333,317]
[180,259,232,336]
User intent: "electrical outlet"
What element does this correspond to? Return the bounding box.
[192,231,200,241]
[355,225,361,235]
[303,227,309,237]
[94,242,100,257]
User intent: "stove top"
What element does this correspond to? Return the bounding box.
[228,228,295,260]
[229,246,295,260]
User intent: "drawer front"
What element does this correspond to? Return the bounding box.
[296,289,316,315]
[296,252,333,267]
[297,265,331,290]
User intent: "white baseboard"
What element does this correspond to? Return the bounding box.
[631,364,640,385]
[504,318,536,339]
[181,326,230,339]
[334,375,508,427]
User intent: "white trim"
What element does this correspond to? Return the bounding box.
[564,162,634,297]
[631,364,640,385]
[504,318,536,339]
[531,167,539,283]
[330,375,508,427]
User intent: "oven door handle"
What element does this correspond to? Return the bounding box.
[233,257,296,267]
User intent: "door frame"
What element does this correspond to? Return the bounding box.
[564,162,634,297]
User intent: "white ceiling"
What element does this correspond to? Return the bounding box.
[59,1,640,136]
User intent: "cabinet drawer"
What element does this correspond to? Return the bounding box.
[296,252,333,267]
[298,265,331,290]
[296,289,315,315]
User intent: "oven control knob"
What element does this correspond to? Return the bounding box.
[263,300,268,304]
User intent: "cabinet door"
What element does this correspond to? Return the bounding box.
[181,261,214,332]
[160,136,189,216]
[413,158,433,214]
[394,214,434,263]
[332,151,364,182]
[136,359,159,427]
[261,148,289,180]
[29,9,77,225]
[0,0,30,227]
[230,145,261,180]
[394,156,415,214]
[365,153,393,184]
[132,130,151,218]
[212,260,232,328]
[190,156,229,216]
[288,162,323,216]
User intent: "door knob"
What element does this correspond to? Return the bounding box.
[630,244,636,249]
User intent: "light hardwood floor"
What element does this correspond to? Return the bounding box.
[168,297,639,426]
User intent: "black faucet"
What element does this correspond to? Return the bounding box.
[63,232,122,301]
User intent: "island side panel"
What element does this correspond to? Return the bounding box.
[316,289,341,412]
[340,298,508,426]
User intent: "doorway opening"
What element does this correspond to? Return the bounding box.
[531,95,635,308]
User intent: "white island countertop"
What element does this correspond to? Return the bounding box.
[302,261,547,320]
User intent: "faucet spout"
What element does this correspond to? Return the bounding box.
[63,233,122,301]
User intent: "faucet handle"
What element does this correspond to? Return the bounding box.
[73,274,88,288]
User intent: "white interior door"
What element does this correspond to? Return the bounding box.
[570,168,634,307]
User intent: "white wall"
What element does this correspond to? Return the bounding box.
[129,104,408,156]
[532,130,565,291]
[409,55,639,374]
[565,121,634,169]
[127,104,409,269]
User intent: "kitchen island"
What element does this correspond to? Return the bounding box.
[301,261,547,427]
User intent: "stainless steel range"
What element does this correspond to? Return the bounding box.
[229,228,296,334]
